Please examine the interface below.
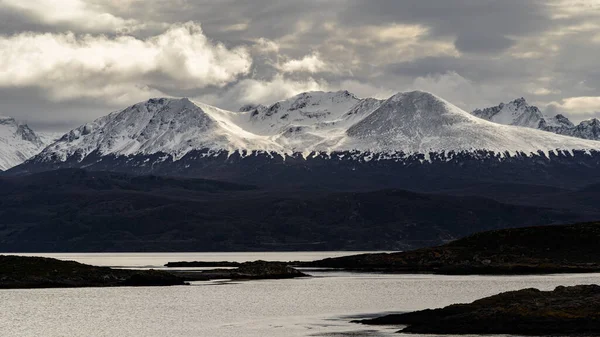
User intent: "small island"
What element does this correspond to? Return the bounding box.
[355,285,600,335]
[303,222,600,274]
[165,260,309,281]
[0,255,186,289]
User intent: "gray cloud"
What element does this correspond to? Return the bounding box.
[0,0,599,130]
[339,0,550,53]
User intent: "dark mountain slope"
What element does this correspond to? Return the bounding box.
[0,169,582,252]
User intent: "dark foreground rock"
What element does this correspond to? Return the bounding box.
[166,260,308,281]
[0,255,187,289]
[355,285,600,335]
[304,222,600,274]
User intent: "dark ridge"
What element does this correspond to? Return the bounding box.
[0,169,582,252]
[304,222,600,274]
[0,168,256,192]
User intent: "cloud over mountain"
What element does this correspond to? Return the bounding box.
[1,0,600,131]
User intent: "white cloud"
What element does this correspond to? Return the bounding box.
[318,22,459,66]
[252,38,280,54]
[525,87,561,96]
[223,23,250,32]
[0,22,252,103]
[411,72,479,109]
[548,96,600,115]
[409,72,508,111]
[549,0,600,19]
[0,0,137,33]
[278,52,330,73]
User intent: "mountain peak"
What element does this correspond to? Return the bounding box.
[510,97,528,106]
[388,90,443,103]
[141,97,194,108]
[239,103,266,113]
[0,115,48,170]
[472,98,547,129]
[346,90,479,150]
[551,114,575,128]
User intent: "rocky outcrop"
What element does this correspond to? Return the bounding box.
[304,222,600,274]
[356,285,600,335]
[0,255,187,289]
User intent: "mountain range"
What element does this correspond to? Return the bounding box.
[1,91,600,251]
[3,90,597,191]
[21,91,600,159]
[472,97,600,140]
[3,91,599,174]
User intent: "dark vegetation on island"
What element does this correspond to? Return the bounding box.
[302,222,600,274]
[0,255,186,288]
[168,261,308,281]
[2,169,598,252]
[0,256,307,289]
[355,285,600,335]
[165,261,241,268]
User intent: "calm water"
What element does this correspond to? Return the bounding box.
[2,253,599,337]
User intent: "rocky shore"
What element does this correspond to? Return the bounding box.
[0,255,187,289]
[303,222,600,274]
[356,285,600,335]
[165,260,308,281]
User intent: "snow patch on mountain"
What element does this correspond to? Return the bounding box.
[37,131,65,145]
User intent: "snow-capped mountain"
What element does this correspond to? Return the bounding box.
[473,99,600,141]
[0,116,51,170]
[31,91,600,162]
[546,118,600,141]
[8,90,600,191]
[472,98,563,129]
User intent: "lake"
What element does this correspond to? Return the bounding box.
[2,252,599,337]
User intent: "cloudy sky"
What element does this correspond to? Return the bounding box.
[1,0,600,131]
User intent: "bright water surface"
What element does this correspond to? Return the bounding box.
[2,252,599,337]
